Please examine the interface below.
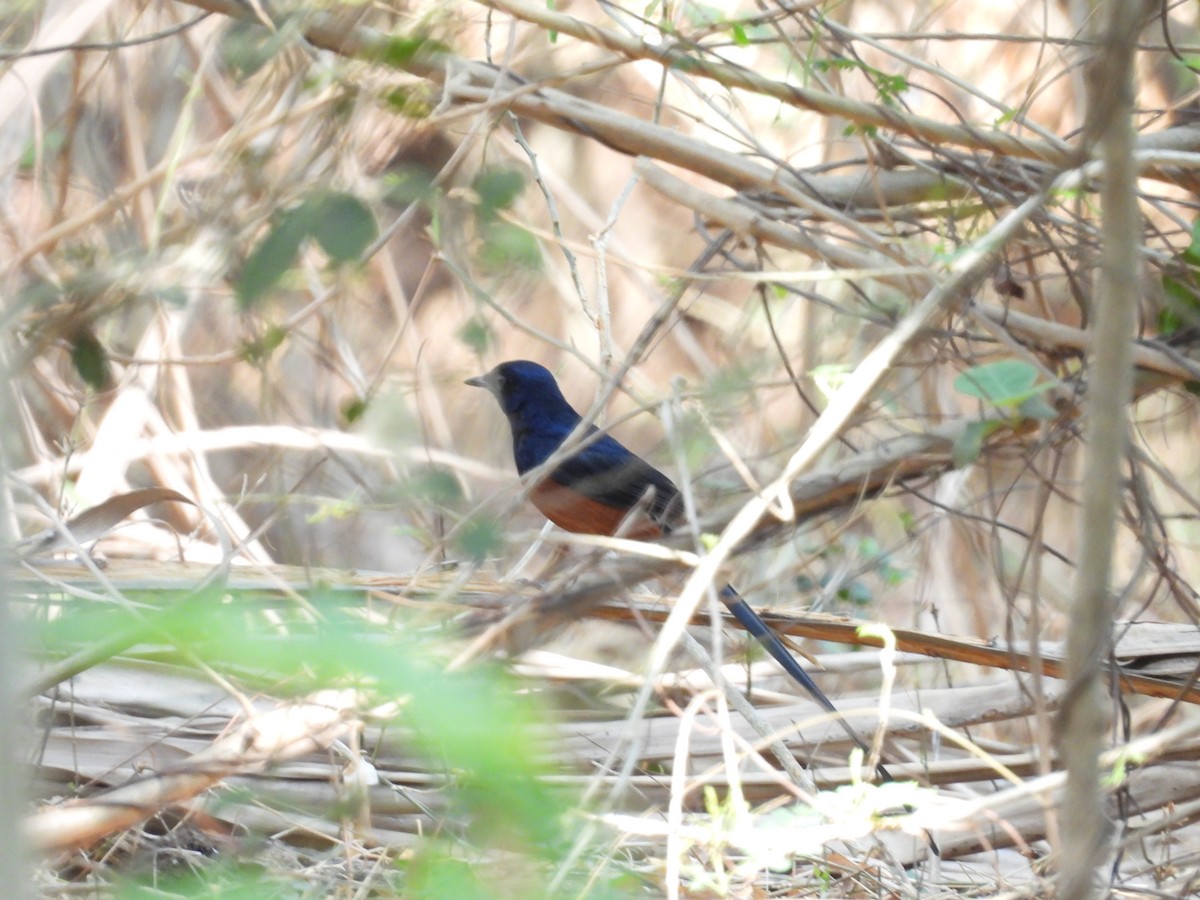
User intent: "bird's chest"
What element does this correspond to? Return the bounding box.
[527,478,664,540]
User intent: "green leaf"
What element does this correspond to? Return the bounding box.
[456,515,505,561]
[730,22,749,46]
[383,165,437,207]
[994,107,1018,126]
[1161,270,1200,333]
[1163,273,1200,308]
[472,169,525,215]
[307,191,378,263]
[954,359,1047,406]
[405,465,463,505]
[366,33,450,69]
[383,85,433,119]
[952,420,1003,467]
[1017,394,1059,420]
[1186,216,1200,264]
[241,324,288,364]
[70,329,111,390]
[341,396,369,424]
[1159,306,1184,336]
[221,19,297,80]
[457,315,494,354]
[41,596,571,874]
[479,221,542,272]
[235,209,309,309]
[837,580,873,606]
[406,854,494,900]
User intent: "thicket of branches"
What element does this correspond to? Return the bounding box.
[5,1,1200,897]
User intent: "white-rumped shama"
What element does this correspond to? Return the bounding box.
[467,359,883,771]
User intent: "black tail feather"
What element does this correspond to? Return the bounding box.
[718,584,892,783]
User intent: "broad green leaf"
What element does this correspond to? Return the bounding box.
[383,165,437,207]
[1158,306,1183,336]
[479,221,541,272]
[404,465,463,505]
[235,209,309,308]
[456,515,505,561]
[472,169,525,215]
[954,359,1054,407]
[1186,216,1200,264]
[70,328,111,389]
[307,191,378,263]
[457,315,494,354]
[1161,272,1200,333]
[406,854,494,900]
[1163,273,1200,307]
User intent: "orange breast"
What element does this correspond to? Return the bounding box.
[529,479,663,539]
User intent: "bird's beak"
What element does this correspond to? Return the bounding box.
[464,371,498,396]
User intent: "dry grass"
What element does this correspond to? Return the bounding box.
[6,0,1200,896]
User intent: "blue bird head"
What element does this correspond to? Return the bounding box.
[465,360,577,421]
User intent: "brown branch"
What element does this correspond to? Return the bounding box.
[587,604,1200,706]
[26,697,355,854]
[478,0,1073,165]
[172,0,1200,215]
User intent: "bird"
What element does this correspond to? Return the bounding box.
[466,359,884,773]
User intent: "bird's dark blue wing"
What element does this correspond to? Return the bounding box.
[547,432,681,525]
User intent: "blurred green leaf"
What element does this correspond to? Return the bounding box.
[472,169,525,217]
[306,497,359,524]
[221,18,298,80]
[1157,216,1200,335]
[405,853,494,900]
[384,84,435,119]
[1161,261,1200,334]
[1158,304,1184,337]
[241,324,288,364]
[342,395,369,424]
[306,191,378,263]
[235,209,309,309]
[837,580,873,606]
[1016,394,1059,420]
[455,515,505,561]
[149,285,188,307]
[405,465,464,505]
[39,594,571,859]
[69,328,111,390]
[952,419,1003,467]
[683,1,722,27]
[20,127,64,169]
[479,222,541,272]
[367,33,450,68]
[457,316,494,354]
[1163,273,1200,308]
[236,190,377,307]
[384,165,438,207]
[953,359,1054,408]
[1185,216,1200,263]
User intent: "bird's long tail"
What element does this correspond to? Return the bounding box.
[718,584,891,781]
